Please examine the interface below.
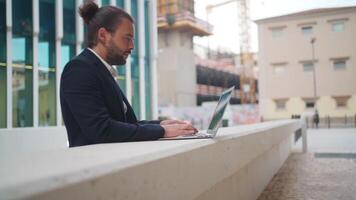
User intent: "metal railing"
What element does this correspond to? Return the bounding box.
[304,114,356,129]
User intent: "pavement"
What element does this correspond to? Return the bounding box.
[257,128,356,200]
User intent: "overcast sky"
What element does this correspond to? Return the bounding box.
[193,0,356,54]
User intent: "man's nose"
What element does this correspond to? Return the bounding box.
[128,40,134,50]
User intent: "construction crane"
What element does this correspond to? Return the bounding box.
[206,0,255,104]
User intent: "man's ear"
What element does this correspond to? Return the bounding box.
[97,27,109,44]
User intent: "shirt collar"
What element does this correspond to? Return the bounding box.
[88,48,116,75]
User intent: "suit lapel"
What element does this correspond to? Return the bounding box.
[82,49,129,121]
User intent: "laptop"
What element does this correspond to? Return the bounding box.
[160,86,235,140]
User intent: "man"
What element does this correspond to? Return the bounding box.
[60,1,197,147]
[313,109,319,129]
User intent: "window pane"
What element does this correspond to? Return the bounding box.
[12,0,33,127]
[301,26,312,35]
[144,0,151,119]
[303,63,314,72]
[333,60,346,70]
[130,0,140,118]
[116,0,124,8]
[131,56,140,118]
[305,101,315,108]
[275,99,287,110]
[114,0,126,96]
[62,0,76,70]
[102,0,110,6]
[39,0,56,126]
[116,65,126,93]
[0,0,6,127]
[271,28,282,38]
[332,22,344,32]
[334,96,349,108]
[273,65,285,74]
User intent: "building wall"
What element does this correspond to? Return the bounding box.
[257,7,356,120]
[157,30,196,106]
[0,0,158,130]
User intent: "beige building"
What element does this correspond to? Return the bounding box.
[256,6,356,120]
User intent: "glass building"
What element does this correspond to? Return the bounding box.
[0,0,159,129]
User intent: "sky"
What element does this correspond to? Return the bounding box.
[193,0,356,54]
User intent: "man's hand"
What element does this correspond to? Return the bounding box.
[160,119,190,126]
[160,119,198,138]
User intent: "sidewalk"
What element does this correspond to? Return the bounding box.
[257,128,356,200]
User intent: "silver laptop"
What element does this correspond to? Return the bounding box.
[160,86,235,140]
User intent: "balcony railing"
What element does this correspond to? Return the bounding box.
[157,10,213,36]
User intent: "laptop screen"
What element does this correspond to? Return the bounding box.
[207,86,234,134]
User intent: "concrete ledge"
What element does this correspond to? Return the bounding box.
[0,120,300,200]
[0,127,68,159]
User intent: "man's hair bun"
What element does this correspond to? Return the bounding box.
[79,0,99,25]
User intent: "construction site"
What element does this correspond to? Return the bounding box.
[156,0,259,107]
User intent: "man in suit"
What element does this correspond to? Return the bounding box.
[60,1,197,147]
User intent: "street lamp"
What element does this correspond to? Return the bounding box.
[310,37,317,103]
[310,37,319,128]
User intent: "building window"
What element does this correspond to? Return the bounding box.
[12,0,34,127]
[301,26,313,35]
[332,21,345,32]
[101,0,110,6]
[305,101,315,108]
[333,60,346,70]
[0,0,6,127]
[130,0,141,118]
[302,62,314,72]
[333,96,350,108]
[62,0,76,70]
[271,28,283,38]
[271,63,287,74]
[303,98,317,109]
[116,0,124,8]
[144,0,152,119]
[274,66,285,73]
[39,0,56,126]
[274,99,288,111]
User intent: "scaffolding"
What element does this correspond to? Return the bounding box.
[206,0,256,104]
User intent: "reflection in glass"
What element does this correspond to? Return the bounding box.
[130,0,140,118]
[39,0,56,126]
[62,0,76,69]
[12,0,33,127]
[131,56,140,118]
[102,0,110,6]
[115,0,128,96]
[116,0,124,8]
[0,0,6,127]
[144,0,152,119]
[116,65,126,94]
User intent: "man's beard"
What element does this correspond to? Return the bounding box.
[106,41,127,65]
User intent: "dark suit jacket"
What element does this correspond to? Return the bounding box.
[60,49,164,147]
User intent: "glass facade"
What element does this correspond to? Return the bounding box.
[144,0,152,119]
[131,0,140,118]
[0,0,6,127]
[1,0,154,128]
[115,0,126,93]
[12,0,33,127]
[62,0,76,69]
[101,0,110,6]
[39,0,56,126]
[116,0,124,8]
